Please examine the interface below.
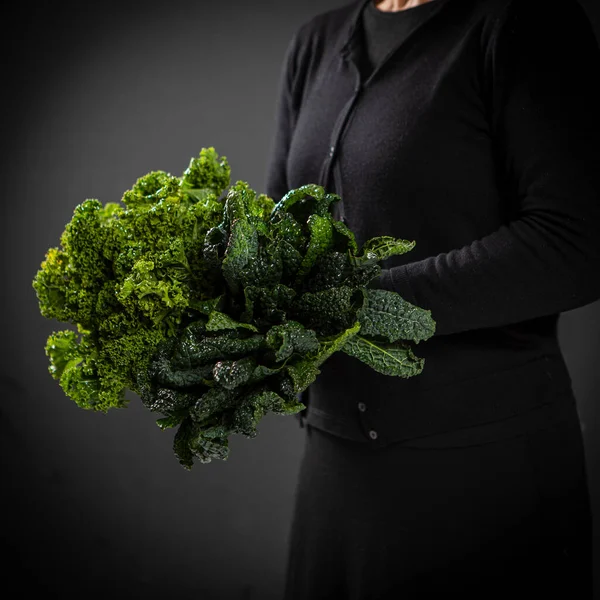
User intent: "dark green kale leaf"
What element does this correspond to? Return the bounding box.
[172,326,265,369]
[356,236,416,262]
[274,239,304,284]
[270,212,305,250]
[271,184,339,224]
[264,320,320,362]
[202,225,228,269]
[189,385,242,423]
[230,388,284,438]
[205,310,259,333]
[245,242,283,289]
[173,416,230,469]
[222,218,259,296]
[284,321,361,393]
[331,219,359,254]
[290,286,365,336]
[294,214,334,286]
[213,356,257,390]
[241,284,296,326]
[357,289,436,343]
[304,251,350,292]
[341,336,425,377]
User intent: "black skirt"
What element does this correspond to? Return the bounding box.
[283,394,592,599]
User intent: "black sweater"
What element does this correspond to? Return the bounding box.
[361,0,440,74]
[265,0,600,445]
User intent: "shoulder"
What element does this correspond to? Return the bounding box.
[475,0,598,78]
[280,1,359,90]
[294,1,359,45]
[480,0,595,43]
[286,0,359,63]
[443,0,595,54]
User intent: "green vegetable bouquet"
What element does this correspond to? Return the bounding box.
[33,147,435,469]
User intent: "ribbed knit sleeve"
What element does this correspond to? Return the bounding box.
[380,0,600,337]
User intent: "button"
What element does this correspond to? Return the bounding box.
[329,145,335,157]
[369,430,378,440]
[357,402,366,412]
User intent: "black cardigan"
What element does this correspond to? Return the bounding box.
[265,0,600,445]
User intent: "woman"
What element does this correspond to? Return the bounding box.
[265,0,600,598]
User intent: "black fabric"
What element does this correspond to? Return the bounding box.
[360,0,440,75]
[283,395,592,599]
[265,0,600,444]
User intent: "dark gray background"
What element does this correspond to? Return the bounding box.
[2,1,599,598]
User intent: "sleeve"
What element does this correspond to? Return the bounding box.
[264,28,302,202]
[379,0,600,337]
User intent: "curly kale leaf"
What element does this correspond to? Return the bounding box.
[116,258,189,328]
[121,171,181,209]
[180,147,231,199]
[45,329,128,412]
[33,200,117,329]
[33,149,228,412]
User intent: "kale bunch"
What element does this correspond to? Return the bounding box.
[33,148,229,412]
[33,148,435,470]
[137,182,436,469]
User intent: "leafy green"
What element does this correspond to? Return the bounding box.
[342,336,425,377]
[33,147,229,412]
[357,289,435,343]
[357,236,415,262]
[34,149,436,470]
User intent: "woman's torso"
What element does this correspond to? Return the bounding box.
[277,0,576,445]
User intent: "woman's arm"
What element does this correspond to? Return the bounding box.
[380,0,600,337]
